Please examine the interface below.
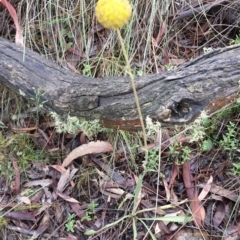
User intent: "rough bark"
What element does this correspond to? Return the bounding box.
[0,37,239,130]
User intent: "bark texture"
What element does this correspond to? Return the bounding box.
[0,37,239,130]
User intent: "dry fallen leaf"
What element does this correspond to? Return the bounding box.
[162,178,171,202]
[183,161,205,227]
[198,175,213,201]
[24,179,52,188]
[17,196,31,205]
[57,192,79,203]
[213,201,225,227]
[51,165,67,173]
[62,141,113,167]
[0,0,23,46]
[30,211,50,239]
[57,168,78,192]
[198,183,239,202]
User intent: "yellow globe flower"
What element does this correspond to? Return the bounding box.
[95,0,132,29]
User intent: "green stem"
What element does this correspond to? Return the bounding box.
[116,29,147,148]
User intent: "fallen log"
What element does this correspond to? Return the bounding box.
[0,37,239,130]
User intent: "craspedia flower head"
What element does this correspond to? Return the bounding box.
[95,0,132,29]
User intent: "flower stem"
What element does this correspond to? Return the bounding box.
[116,29,147,149]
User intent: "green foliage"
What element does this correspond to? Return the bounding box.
[202,139,213,152]
[65,213,75,233]
[231,161,240,175]
[0,216,8,228]
[29,87,48,125]
[169,140,180,157]
[11,134,47,170]
[230,35,240,45]
[181,146,191,163]
[81,201,98,222]
[82,63,93,77]
[169,143,191,164]
[0,161,14,185]
[0,131,49,182]
[165,64,177,71]
[142,148,159,172]
[219,121,238,152]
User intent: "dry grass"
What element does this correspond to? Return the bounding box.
[1,0,238,77]
[0,0,240,239]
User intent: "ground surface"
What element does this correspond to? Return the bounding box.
[0,0,240,239]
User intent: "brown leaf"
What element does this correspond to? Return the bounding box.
[169,58,186,66]
[171,228,210,240]
[24,179,52,187]
[69,202,86,218]
[197,183,239,202]
[141,200,165,215]
[5,211,35,221]
[31,211,50,239]
[92,157,125,184]
[170,188,179,204]
[0,0,23,46]
[17,196,31,205]
[213,201,225,227]
[67,234,78,240]
[226,222,240,237]
[57,168,78,192]
[12,127,37,132]
[162,178,171,202]
[57,191,79,203]
[51,164,67,173]
[62,141,113,167]
[155,221,171,235]
[57,168,71,192]
[152,20,166,46]
[169,165,179,188]
[198,175,213,201]
[183,161,205,227]
[10,155,20,195]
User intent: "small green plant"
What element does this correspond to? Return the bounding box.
[169,143,192,164]
[65,213,75,233]
[201,139,213,152]
[165,64,177,71]
[31,87,48,115]
[142,148,159,172]
[20,188,36,197]
[81,201,99,222]
[219,121,238,152]
[59,27,74,51]
[169,141,180,159]
[181,146,191,163]
[50,112,112,139]
[82,63,93,77]
[0,216,8,228]
[230,35,240,45]
[231,161,240,175]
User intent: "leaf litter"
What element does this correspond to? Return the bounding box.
[0,109,238,239]
[0,0,240,239]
